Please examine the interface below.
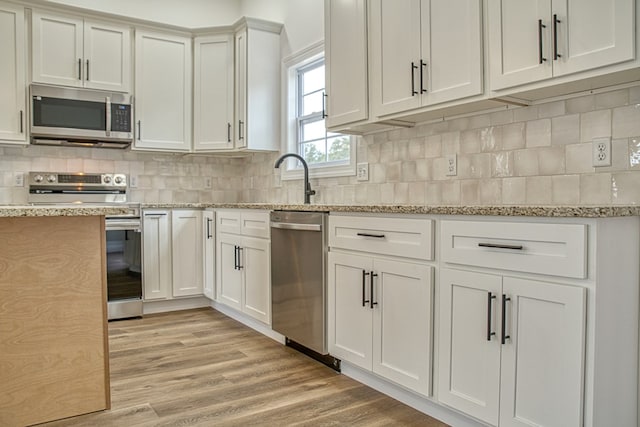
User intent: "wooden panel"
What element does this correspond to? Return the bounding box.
[0,216,109,426]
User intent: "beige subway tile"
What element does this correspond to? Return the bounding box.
[388,127,417,141]
[459,153,491,179]
[514,149,539,176]
[409,137,425,158]
[424,135,442,157]
[566,95,595,114]
[479,179,502,205]
[416,158,431,181]
[461,129,481,154]
[612,172,640,205]
[432,157,449,180]
[490,109,513,126]
[393,182,410,204]
[441,180,461,204]
[408,182,426,204]
[365,184,382,204]
[370,163,386,183]
[460,180,480,205]
[612,104,640,139]
[513,105,538,122]
[386,161,401,182]
[503,177,527,204]
[469,113,491,129]
[401,161,418,181]
[441,131,461,155]
[449,117,471,132]
[595,89,629,109]
[393,140,410,160]
[538,147,565,175]
[580,109,611,142]
[538,100,566,118]
[551,114,580,146]
[367,141,381,163]
[526,119,552,148]
[566,143,595,174]
[380,141,394,162]
[630,86,640,104]
[552,175,580,205]
[380,183,395,204]
[599,138,630,172]
[525,176,552,204]
[629,137,640,169]
[502,122,526,150]
[481,126,503,152]
[492,151,513,177]
[373,131,389,144]
[580,173,612,204]
[425,182,442,204]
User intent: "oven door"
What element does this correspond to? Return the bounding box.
[106,222,143,320]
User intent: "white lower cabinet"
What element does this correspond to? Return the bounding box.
[438,268,585,427]
[216,210,271,324]
[328,217,434,397]
[143,209,205,300]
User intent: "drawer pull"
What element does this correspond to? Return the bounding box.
[357,232,386,239]
[487,292,496,341]
[478,243,523,250]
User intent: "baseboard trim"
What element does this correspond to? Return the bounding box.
[143,296,210,315]
[210,300,285,344]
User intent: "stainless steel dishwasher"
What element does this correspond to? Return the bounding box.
[270,211,338,368]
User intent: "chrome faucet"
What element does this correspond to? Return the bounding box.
[274,153,316,204]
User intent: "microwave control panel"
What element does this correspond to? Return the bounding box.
[111,104,132,132]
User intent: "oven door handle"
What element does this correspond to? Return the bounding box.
[106,220,141,231]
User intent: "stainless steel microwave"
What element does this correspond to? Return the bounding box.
[30,84,133,149]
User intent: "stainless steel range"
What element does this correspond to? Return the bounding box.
[28,172,143,320]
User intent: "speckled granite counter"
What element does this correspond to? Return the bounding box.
[0,205,134,218]
[141,203,640,218]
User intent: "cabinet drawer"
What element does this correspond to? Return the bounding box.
[240,211,270,239]
[441,220,587,279]
[329,215,434,260]
[217,210,241,234]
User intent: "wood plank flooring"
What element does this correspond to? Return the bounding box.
[39,308,448,426]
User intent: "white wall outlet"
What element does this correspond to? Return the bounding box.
[129,175,138,188]
[445,154,457,176]
[204,177,212,189]
[592,137,612,167]
[14,172,24,187]
[356,162,369,181]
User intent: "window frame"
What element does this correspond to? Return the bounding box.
[280,41,356,181]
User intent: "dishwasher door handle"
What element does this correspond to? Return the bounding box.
[270,222,322,232]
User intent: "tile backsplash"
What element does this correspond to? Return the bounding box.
[1,84,639,206]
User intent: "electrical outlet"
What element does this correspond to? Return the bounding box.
[592,137,611,167]
[204,177,212,189]
[129,175,138,188]
[356,162,369,181]
[14,172,24,187]
[445,154,457,176]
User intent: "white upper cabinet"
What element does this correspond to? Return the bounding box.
[488,0,635,91]
[370,0,483,117]
[193,34,234,152]
[32,11,131,92]
[324,0,368,129]
[0,2,26,145]
[234,20,282,151]
[134,30,192,152]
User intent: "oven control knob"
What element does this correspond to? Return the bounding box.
[114,175,124,185]
[34,174,44,183]
[103,175,112,184]
[46,174,56,183]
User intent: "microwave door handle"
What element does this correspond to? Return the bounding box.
[105,97,111,136]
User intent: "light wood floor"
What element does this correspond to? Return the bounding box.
[40,308,448,426]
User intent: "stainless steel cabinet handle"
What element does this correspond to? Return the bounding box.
[137,120,142,140]
[357,232,385,239]
[370,271,378,309]
[362,270,370,307]
[322,92,327,118]
[478,242,523,250]
[538,19,547,64]
[78,58,82,80]
[144,213,167,216]
[19,110,23,133]
[206,218,213,239]
[271,222,322,232]
[86,59,90,80]
[487,292,496,341]
[420,60,427,93]
[234,245,239,270]
[237,247,244,270]
[501,295,511,345]
[410,62,418,96]
[553,14,562,60]
[227,122,231,143]
[238,120,244,140]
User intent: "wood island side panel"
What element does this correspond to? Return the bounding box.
[0,215,110,426]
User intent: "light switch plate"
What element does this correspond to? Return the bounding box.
[129,175,138,188]
[445,154,457,176]
[14,172,24,187]
[356,162,369,181]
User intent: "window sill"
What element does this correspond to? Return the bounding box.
[281,163,356,181]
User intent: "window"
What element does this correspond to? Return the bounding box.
[282,42,355,180]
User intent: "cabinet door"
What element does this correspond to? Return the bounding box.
[32,11,84,87]
[203,211,215,300]
[83,20,130,92]
[499,277,586,427]
[325,0,368,128]
[143,211,171,300]
[171,210,203,297]
[421,0,482,105]
[327,252,373,370]
[242,236,270,324]
[369,0,422,117]
[438,268,502,426]
[234,29,247,150]
[372,259,433,397]
[552,0,635,77]
[134,31,191,151]
[194,34,234,151]
[216,233,243,310]
[0,3,26,144]
[487,0,552,90]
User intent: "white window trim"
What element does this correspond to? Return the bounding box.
[280,41,356,181]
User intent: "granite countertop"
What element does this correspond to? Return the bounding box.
[141,203,640,218]
[0,205,135,218]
